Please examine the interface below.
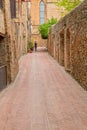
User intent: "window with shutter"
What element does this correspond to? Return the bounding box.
[0,0,3,9]
[10,0,16,18]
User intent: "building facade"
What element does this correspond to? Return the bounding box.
[0,0,31,89]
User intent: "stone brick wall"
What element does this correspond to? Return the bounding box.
[48,0,87,90]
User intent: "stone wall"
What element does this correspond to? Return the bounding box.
[48,0,87,90]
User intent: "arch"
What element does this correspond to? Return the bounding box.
[59,30,65,66]
[40,0,45,24]
[65,28,71,71]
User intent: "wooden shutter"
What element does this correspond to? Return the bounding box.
[0,0,3,8]
[10,0,16,18]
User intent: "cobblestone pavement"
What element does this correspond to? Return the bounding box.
[0,47,87,130]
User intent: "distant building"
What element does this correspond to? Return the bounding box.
[30,0,60,47]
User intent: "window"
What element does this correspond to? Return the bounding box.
[0,0,3,9]
[10,0,16,18]
[40,0,45,24]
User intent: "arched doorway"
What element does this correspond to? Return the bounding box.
[65,29,71,71]
[59,30,64,66]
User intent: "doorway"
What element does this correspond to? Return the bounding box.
[59,31,64,66]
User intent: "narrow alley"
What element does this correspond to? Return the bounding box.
[0,48,87,130]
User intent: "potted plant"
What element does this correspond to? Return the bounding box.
[27,40,34,53]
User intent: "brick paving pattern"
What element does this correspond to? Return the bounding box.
[0,47,87,130]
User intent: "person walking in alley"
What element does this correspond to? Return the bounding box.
[34,41,37,51]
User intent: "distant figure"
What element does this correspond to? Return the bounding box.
[34,41,37,51]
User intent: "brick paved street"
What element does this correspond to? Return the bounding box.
[0,47,87,130]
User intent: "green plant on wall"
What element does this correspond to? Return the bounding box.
[55,0,82,16]
[38,17,57,39]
